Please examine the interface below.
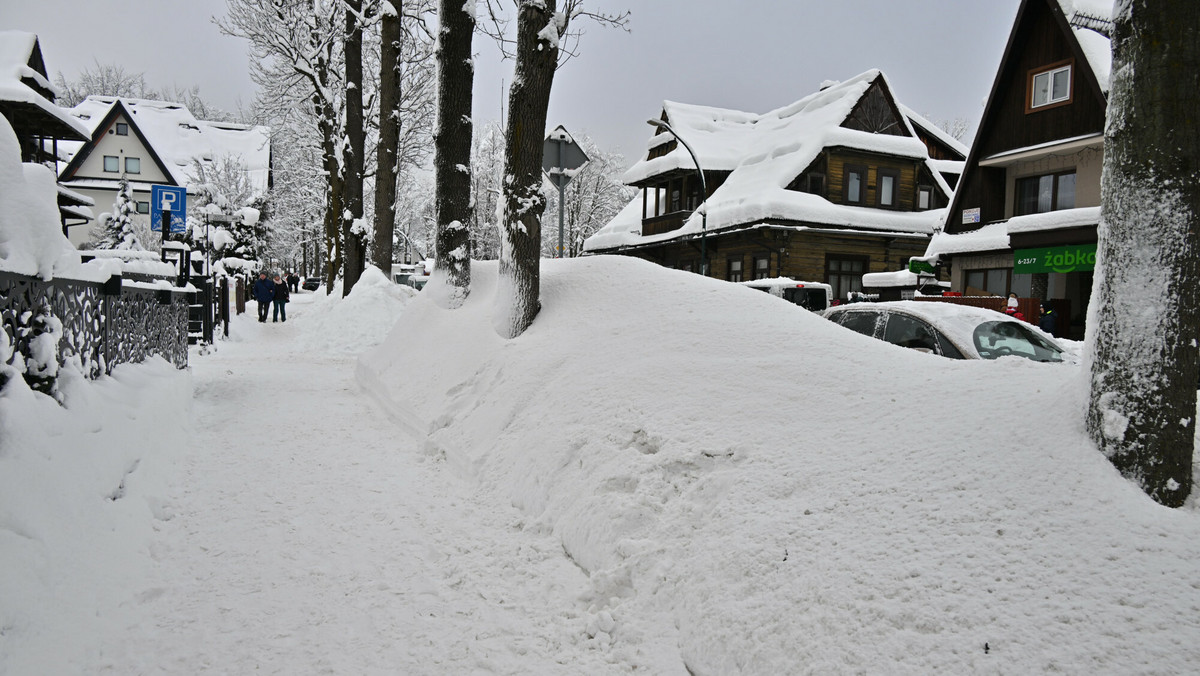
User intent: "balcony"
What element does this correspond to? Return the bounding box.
[641,211,690,237]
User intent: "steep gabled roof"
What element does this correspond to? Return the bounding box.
[587,71,950,253]
[941,0,1111,235]
[58,96,271,193]
[0,31,89,142]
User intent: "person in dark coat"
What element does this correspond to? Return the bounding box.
[287,271,299,293]
[252,272,275,323]
[272,275,290,322]
[1039,305,1057,335]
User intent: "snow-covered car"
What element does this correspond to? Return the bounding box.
[301,277,321,291]
[823,300,1065,362]
[739,278,832,312]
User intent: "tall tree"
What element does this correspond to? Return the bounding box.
[1086,0,1200,507]
[493,0,567,338]
[371,0,404,277]
[433,0,475,307]
[342,0,369,296]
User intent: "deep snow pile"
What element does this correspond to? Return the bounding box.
[359,256,1200,674]
[291,266,416,355]
[0,358,191,670]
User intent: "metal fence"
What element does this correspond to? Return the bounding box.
[0,269,191,391]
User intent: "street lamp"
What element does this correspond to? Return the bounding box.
[647,118,708,276]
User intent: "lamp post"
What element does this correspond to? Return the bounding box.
[647,118,708,276]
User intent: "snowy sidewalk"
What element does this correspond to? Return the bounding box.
[95,294,628,675]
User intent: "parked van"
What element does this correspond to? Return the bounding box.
[740,278,832,312]
[391,262,431,290]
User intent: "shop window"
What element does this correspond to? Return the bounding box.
[103,155,119,172]
[826,255,867,301]
[1016,171,1075,216]
[125,157,141,174]
[844,165,866,204]
[965,268,1010,296]
[1028,61,1073,112]
[727,258,744,282]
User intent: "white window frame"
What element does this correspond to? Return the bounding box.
[1030,63,1072,110]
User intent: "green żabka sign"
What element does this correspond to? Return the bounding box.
[1013,244,1097,274]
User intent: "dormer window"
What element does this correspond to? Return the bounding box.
[1028,60,1073,112]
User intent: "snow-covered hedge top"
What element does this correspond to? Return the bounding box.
[61,96,271,193]
[0,115,80,279]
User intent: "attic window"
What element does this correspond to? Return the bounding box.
[115,123,128,135]
[1028,60,1073,112]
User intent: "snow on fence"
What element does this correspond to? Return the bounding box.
[0,269,191,394]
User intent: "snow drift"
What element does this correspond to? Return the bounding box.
[359,256,1200,674]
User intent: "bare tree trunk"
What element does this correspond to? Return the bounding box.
[342,0,367,296]
[495,0,565,337]
[372,0,403,278]
[433,0,475,307]
[1086,0,1200,507]
[316,93,343,293]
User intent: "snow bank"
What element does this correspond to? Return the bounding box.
[0,115,79,278]
[360,256,1200,674]
[293,266,416,355]
[0,358,191,673]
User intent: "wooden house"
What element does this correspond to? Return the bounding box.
[929,0,1112,339]
[583,70,966,302]
[0,31,95,234]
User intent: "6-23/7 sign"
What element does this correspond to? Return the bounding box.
[1013,244,1096,274]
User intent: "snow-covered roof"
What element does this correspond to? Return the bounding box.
[60,96,271,193]
[928,221,1011,256]
[1056,0,1113,93]
[588,70,950,253]
[896,103,970,158]
[0,31,90,141]
[1006,205,1100,235]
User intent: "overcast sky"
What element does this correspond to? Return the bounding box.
[3,0,1021,164]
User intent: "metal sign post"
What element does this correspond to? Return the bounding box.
[542,125,589,258]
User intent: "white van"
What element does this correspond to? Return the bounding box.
[740,278,832,312]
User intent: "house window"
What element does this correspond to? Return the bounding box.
[1015,171,1075,216]
[844,165,866,204]
[965,268,1011,296]
[136,201,150,214]
[806,172,826,197]
[753,256,770,280]
[727,258,744,282]
[125,157,141,174]
[103,155,119,172]
[917,186,933,210]
[1028,61,1073,111]
[877,169,899,208]
[826,255,867,301]
[115,122,129,135]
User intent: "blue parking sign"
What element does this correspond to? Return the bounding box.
[150,185,187,233]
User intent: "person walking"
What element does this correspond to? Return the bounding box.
[252,272,275,323]
[287,271,299,293]
[272,274,290,322]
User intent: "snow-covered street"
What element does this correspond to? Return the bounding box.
[93,292,630,675]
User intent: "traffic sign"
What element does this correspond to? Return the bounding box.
[150,185,187,234]
[542,125,589,189]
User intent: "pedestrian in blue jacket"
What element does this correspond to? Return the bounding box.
[252,272,275,323]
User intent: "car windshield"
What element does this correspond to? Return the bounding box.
[973,321,1063,362]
